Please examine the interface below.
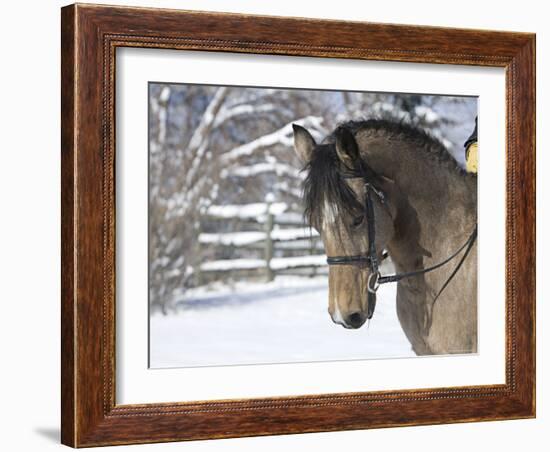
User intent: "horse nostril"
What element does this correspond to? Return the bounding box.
[347,312,365,329]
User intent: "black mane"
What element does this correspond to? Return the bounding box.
[303,143,363,230]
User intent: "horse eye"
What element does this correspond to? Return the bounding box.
[352,215,364,227]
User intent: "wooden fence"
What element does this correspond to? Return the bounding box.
[194,200,326,285]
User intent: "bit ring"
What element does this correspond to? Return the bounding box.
[368,271,381,294]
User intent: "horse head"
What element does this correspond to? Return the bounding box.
[293,124,396,329]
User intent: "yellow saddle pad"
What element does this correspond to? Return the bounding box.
[466,142,478,173]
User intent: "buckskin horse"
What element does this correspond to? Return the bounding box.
[293,120,477,355]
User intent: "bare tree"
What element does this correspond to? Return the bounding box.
[149,85,326,312]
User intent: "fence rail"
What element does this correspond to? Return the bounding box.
[196,200,325,284]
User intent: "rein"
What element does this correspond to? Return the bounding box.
[325,166,477,318]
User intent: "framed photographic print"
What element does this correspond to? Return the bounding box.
[61,3,536,447]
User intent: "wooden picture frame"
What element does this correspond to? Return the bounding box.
[61,3,535,447]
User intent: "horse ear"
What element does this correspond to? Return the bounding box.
[335,127,360,170]
[292,124,316,163]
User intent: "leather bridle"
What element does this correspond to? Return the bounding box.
[325,164,478,319]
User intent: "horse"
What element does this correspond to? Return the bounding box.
[293,120,477,355]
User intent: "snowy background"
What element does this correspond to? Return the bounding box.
[148,83,477,368]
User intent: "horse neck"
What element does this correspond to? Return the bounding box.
[359,134,477,269]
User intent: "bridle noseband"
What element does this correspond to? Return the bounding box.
[325,164,478,320]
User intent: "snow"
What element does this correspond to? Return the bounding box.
[153,87,171,147]
[201,258,266,271]
[205,202,288,219]
[214,103,277,126]
[270,254,326,269]
[159,86,171,103]
[274,239,324,250]
[414,105,440,124]
[149,275,414,368]
[180,87,230,199]
[220,116,324,164]
[271,227,318,241]
[199,231,266,247]
[372,101,409,120]
[221,162,302,179]
[255,211,305,225]
[198,227,317,247]
[187,87,228,151]
[200,254,326,272]
[272,211,304,225]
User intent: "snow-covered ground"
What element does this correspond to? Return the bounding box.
[150,275,415,368]
[198,226,318,247]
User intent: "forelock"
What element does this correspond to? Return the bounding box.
[302,144,363,232]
